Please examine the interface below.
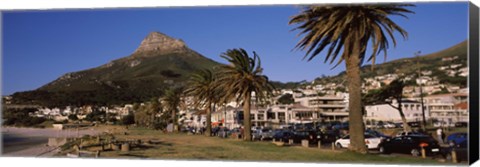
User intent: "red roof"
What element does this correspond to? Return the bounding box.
[454,102,468,110]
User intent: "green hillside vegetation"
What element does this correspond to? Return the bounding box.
[12,43,220,107]
[313,40,467,87]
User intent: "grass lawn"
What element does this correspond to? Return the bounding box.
[94,127,448,165]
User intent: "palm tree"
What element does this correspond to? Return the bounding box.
[163,88,182,132]
[363,79,411,132]
[217,48,275,141]
[185,69,218,136]
[148,97,162,128]
[289,4,413,153]
[381,79,412,132]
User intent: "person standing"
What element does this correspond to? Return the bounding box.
[436,128,444,144]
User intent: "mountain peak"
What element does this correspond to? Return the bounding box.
[133,31,187,55]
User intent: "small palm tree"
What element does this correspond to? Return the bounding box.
[363,79,412,132]
[289,4,413,153]
[163,88,182,132]
[382,79,412,132]
[185,69,218,136]
[217,48,275,141]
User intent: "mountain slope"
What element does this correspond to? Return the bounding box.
[12,32,221,106]
[275,40,468,89]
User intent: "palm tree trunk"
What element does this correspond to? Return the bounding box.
[346,42,367,154]
[205,101,212,136]
[397,101,412,132]
[172,109,177,132]
[243,93,252,141]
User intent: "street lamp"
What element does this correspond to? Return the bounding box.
[415,51,427,132]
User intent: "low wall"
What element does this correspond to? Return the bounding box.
[47,138,68,147]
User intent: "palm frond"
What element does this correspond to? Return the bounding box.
[289,4,414,69]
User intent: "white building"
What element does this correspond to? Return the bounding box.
[425,93,468,125]
[295,94,349,122]
[365,100,427,122]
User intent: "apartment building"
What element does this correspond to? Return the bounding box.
[425,93,468,125]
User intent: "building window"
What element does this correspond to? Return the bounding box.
[278,112,285,121]
[267,112,276,119]
[258,114,264,120]
[295,112,312,118]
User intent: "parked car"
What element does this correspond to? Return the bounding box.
[365,129,391,140]
[272,129,318,144]
[394,123,404,128]
[375,122,386,129]
[383,122,396,129]
[252,129,262,140]
[292,130,319,144]
[365,123,376,129]
[334,134,382,149]
[441,140,468,162]
[395,131,424,137]
[378,135,441,157]
[259,128,275,141]
[407,121,421,128]
[446,132,467,146]
[279,124,293,130]
[293,123,305,131]
[272,130,294,142]
[433,121,455,128]
[454,122,468,127]
[333,122,349,130]
[317,130,341,143]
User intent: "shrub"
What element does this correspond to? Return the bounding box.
[121,114,135,125]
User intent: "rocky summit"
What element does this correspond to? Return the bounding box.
[133,32,188,56]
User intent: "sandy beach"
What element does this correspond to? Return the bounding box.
[1,126,104,157]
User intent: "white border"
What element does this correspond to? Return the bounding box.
[0,0,474,10]
[0,0,477,167]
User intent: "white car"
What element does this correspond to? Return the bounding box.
[334,134,382,149]
[433,121,455,128]
[383,122,396,129]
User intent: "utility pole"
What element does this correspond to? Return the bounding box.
[415,51,427,132]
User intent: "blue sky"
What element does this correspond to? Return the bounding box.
[2,2,468,95]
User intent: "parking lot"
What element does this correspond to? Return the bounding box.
[195,122,469,164]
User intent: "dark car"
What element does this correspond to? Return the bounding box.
[378,135,441,157]
[292,130,319,144]
[446,132,467,146]
[394,123,404,128]
[454,122,468,127]
[272,130,294,142]
[317,130,342,143]
[333,122,349,130]
[365,129,391,140]
[441,140,468,162]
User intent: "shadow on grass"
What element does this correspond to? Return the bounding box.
[131,144,154,151]
[118,153,149,158]
[148,140,173,147]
